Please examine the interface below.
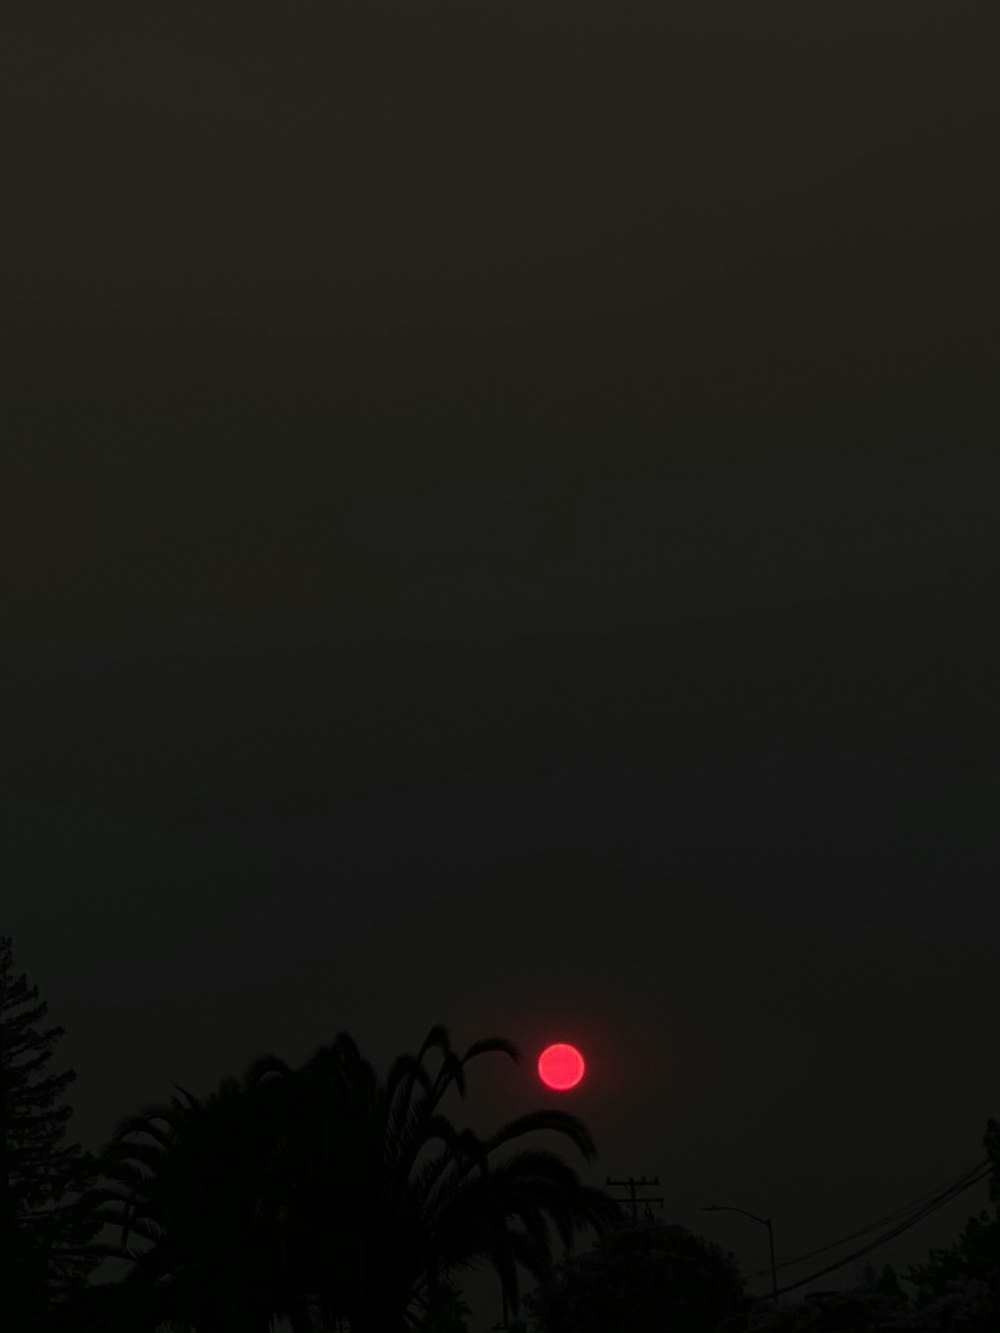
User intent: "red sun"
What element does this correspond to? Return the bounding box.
[538,1042,586,1091]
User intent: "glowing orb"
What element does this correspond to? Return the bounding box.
[537,1042,585,1091]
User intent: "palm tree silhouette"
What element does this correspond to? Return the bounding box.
[52,1072,312,1332]
[57,1024,625,1333]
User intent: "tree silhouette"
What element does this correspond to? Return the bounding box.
[901,1117,1000,1328]
[742,1282,912,1333]
[521,1214,749,1333]
[55,1069,317,1333]
[59,1023,625,1332]
[860,1261,905,1301]
[0,934,103,1331]
[740,1120,1000,1333]
[409,1275,471,1333]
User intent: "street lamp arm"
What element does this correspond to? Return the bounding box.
[703,1203,769,1227]
[702,1204,778,1308]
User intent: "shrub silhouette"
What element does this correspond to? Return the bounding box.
[522,1214,749,1333]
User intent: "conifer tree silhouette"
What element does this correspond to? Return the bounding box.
[0,935,103,1331]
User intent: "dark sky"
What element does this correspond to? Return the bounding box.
[3,1,999,1325]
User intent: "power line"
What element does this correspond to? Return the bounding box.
[710,1161,995,1330]
[765,1162,994,1299]
[740,1157,990,1282]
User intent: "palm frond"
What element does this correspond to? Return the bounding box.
[384,1055,436,1142]
[459,1035,522,1067]
[430,1048,467,1102]
[483,1106,600,1162]
[402,1033,522,1149]
[242,1052,294,1087]
[168,1084,203,1110]
[383,1025,456,1155]
[409,1120,491,1200]
[102,1107,177,1153]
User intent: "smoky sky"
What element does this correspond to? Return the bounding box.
[3,1,1000,1323]
[2,1,998,415]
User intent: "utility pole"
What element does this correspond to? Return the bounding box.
[605,1175,664,1224]
[490,1176,665,1329]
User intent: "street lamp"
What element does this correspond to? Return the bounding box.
[703,1203,779,1307]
